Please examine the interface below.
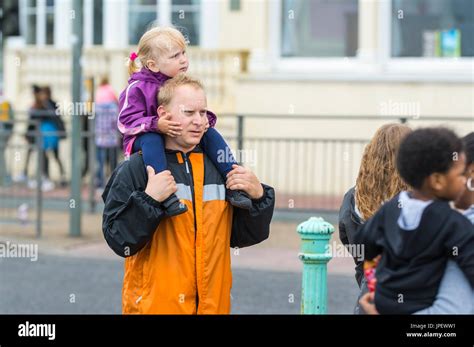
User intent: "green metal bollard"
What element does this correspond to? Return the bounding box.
[297,216,334,314]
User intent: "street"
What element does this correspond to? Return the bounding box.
[0,253,359,314]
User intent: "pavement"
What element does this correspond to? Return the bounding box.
[0,254,359,314]
[0,209,360,314]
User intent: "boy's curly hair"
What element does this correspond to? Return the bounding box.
[396,127,464,189]
[355,123,412,220]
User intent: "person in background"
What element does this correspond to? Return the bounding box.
[24,86,56,191]
[14,85,41,183]
[43,86,66,186]
[338,123,412,313]
[0,89,15,186]
[94,77,120,189]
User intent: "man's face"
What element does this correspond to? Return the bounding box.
[165,85,207,151]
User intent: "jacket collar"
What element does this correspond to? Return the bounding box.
[165,144,203,155]
[130,67,171,85]
[165,145,203,164]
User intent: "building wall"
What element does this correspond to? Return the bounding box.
[231,0,473,140]
[3,0,473,195]
[217,0,267,51]
[235,78,474,138]
[230,78,473,195]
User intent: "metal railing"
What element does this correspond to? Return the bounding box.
[0,113,472,237]
[227,113,473,212]
[0,116,112,237]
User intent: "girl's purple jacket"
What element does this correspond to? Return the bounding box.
[118,68,217,155]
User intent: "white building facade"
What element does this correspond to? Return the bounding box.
[19,0,220,49]
[2,0,473,197]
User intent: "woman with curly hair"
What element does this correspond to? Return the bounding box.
[338,123,411,313]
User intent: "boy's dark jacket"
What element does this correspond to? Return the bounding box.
[354,194,474,314]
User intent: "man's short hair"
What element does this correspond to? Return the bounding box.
[158,73,205,107]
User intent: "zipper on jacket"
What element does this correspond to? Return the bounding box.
[182,152,199,311]
[182,153,197,232]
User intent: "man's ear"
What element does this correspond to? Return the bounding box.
[157,105,167,118]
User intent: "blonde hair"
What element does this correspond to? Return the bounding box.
[158,73,205,107]
[128,26,187,76]
[355,123,412,220]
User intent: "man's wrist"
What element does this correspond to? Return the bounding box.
[250,184,265,202]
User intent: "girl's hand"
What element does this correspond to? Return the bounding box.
[157,113,182,137]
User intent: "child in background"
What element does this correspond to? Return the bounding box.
[118,26,251,216]
[354,127,474,314]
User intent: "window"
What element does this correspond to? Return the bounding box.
[171,0,200,45]
[2,0,20,36]
[392,0,474,57]
[230,0,241,12]
[23,0,54,45]
[46,0,54,45]
[127,0,201,46]
[93,0,103,45]
[281,0,359,57]
[25,0,37,44]
[128,0,159,45]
